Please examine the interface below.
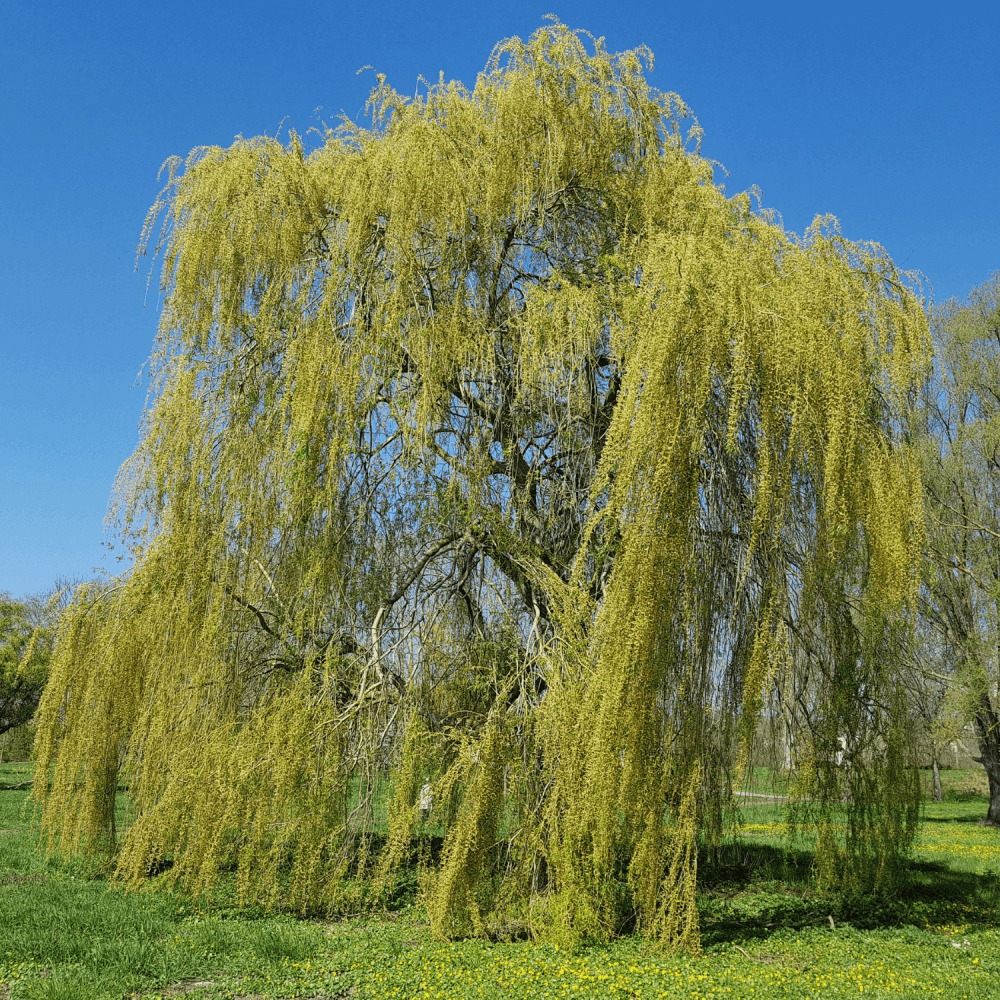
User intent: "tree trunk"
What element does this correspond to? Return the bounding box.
[932,755,944,803]
[531,853,548,894]
[972,693,1000,827]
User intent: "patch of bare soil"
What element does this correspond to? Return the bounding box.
[127,981,356,1000]
[126,980,217,998]
[0,873,48,885]
[245,988,355,1000]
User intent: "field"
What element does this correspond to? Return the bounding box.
[2,761,998,999]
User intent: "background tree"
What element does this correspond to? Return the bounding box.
[900,623,966,802]
[0,596,47,740]
[32,22,931,949]
[914,273,1000,826]
[0,580,75,762]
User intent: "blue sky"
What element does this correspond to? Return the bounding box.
[1,0,997,597]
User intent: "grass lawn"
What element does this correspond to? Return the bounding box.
[2,761,998,999]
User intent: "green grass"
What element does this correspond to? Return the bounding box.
[2,760,999,999]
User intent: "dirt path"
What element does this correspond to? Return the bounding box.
[734,791,791,804]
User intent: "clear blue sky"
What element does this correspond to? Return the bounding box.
[1,0,997,597]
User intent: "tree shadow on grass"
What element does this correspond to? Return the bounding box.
[696,842,1000,947]
[110,830,1000,947]
[921,816,983,822]
[920,792,993,819]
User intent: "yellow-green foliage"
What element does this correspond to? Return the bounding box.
[649,763,701,955]
[1,597,53,747]
[32,21,930,951]
[915,274,1000,825]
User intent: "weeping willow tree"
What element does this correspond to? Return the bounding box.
[33,21,931,950]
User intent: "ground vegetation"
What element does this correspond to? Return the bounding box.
[3,763,998,999]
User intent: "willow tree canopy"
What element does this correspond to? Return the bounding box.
[34,22,930,951]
